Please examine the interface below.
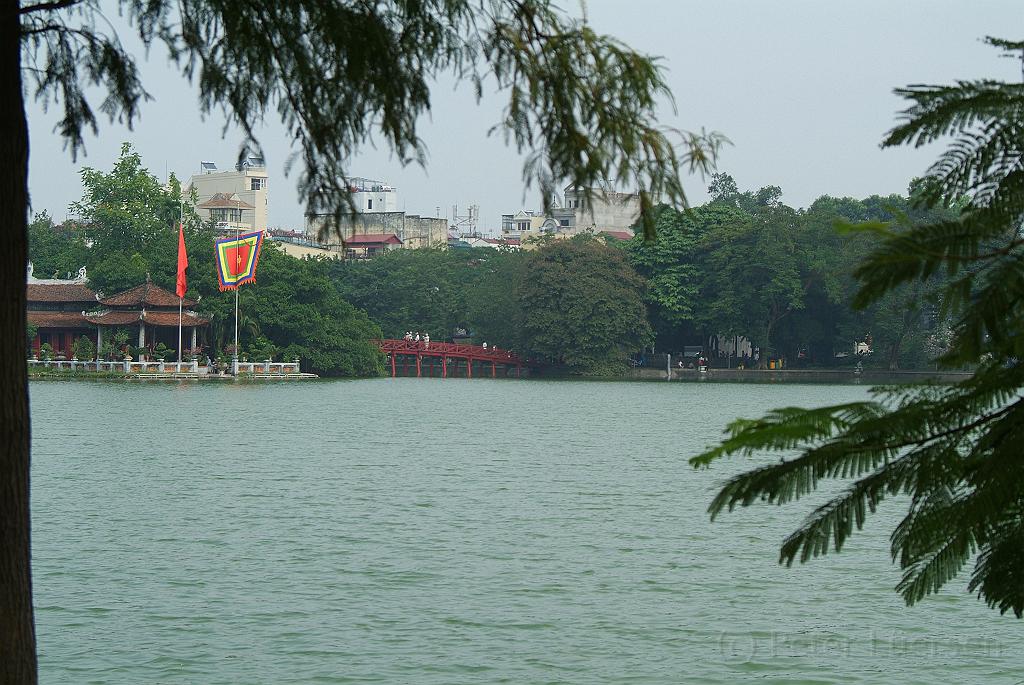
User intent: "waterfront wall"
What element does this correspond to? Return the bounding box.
[629,367,973,384]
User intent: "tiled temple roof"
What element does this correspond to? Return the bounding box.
[27,311,91,328]
[98,281,196,308]
[26,283,97,303]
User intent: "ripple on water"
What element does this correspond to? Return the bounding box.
[29,379,1024,684]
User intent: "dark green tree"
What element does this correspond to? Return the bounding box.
[243,246,384,376]
[697,197,805,367]
[6,4,720,678]
[330,248,479,340]
[693,38,1024,616]
[27,211,89,278]
[518,237,653,373]
[623,205,706,349]
[465,249,528,349]
[58,143,215,298]
[812,191,959,370]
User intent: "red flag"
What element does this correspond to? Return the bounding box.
[175,222,188,298]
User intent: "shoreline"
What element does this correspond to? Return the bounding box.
[628,367,972,384]
[26,366,972,385]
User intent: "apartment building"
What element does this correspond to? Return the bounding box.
[501,183,643,244]
[304,177,448,257]
[187,157,269,231]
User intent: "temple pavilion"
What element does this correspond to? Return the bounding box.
[85,277,210,355]
[26,266,98,358]
[27,266,210,359]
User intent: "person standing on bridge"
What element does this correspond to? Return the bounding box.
[424,333,430,349]
[482,342,487,350]
[415,332,420,343]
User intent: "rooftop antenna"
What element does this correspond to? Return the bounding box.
[453,204,479,238]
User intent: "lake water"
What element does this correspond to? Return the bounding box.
[31,379,1024,684]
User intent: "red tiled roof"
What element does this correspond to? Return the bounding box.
[26,283,97,303]
[198,193,255,209]
[27,311,92,328]
[99,281,196,308]
[141,311,210,326]
[346,233,403,245]
[600,230,634,241]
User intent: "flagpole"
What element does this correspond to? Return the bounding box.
[233,196,240,376]
[177,201,184,371]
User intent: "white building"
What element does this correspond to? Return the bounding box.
[304,177,448,255]
[346,177,400,213]
[500,183,643,244]
[187,157,269,231]
[500,210,556,240]
[196,193,255,232]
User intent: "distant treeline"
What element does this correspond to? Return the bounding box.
[332,174,959,373]
[28,146,956,376]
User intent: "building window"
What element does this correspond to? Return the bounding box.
[211,208,243,223]
[559,219,570,226]
[367,199,373,210]
[250,178,266,191]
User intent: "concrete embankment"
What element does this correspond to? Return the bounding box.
[629,367,973,384]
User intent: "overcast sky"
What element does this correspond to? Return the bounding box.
[25,0,1023,233]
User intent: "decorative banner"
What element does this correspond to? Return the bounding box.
[215,231,263,291]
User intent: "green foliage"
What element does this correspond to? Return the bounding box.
[38,343,52,361]
[247,336,278,362]
[67,143,209,297]
[331,249,480,339]
[241,245,384,377]
[71,336,96,361]
[624,205,707,329]
[693,38,1024,617]
[109,328,130,350]
[620,182,961,368]
[518,237,653,373]
[465,250,527,349]
[25,322,38,351]
[699,202,808,365]
[153,342,175,362]
[328,240,653,374]
[28,211,89,278]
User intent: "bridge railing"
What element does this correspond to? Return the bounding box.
[374,339,524,364]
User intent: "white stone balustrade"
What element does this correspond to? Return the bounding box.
[29,358,299,376]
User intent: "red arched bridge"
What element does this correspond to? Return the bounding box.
[374,339,531,378]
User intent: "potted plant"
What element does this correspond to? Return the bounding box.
[72,335,96,362]
[38,343,53,362]
[153,342,176,362]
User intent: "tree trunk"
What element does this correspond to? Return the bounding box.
[0,1,38,683]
